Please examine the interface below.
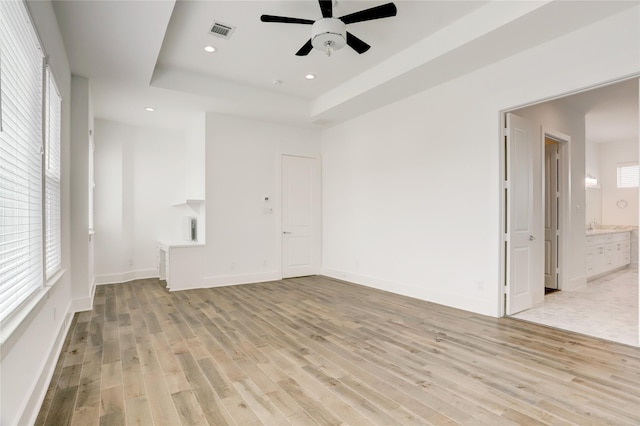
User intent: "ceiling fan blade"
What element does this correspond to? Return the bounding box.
[346,32,371,54]
[260,15,314,25]
[339,2,397,25]
[318,0,333,18]
[295,39,314,56]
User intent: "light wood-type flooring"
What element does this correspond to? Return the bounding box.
[36,276,640,425]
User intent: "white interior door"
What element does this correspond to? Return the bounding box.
[282,155,320,278]
[544,141,559,289]
[506,113,536,315]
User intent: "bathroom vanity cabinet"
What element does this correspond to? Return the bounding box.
[586,230,631,279]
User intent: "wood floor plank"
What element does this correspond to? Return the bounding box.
[100,361,122,390]
[44,386,78,426]
[37,277,640,426]
[142,372,183,426]
[175,350,231,425]
[124,397,154,426]
[98,385,124,425]
[75,364,102,412]
[171,390,209,426]
[70,405,99,426]
[232,378,290,425]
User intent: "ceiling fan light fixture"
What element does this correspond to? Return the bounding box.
[311,18,346,56]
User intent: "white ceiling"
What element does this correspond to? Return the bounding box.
[51,0,638,130]
[156,1,487,100]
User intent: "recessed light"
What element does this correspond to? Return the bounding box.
[305,74,316,80]
[145,107,155,112]
[204,45,216,53]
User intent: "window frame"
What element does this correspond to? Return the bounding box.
[44,63,62,280]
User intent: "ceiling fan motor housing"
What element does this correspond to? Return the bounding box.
[311,18,346,52]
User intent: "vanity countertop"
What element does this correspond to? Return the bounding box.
[586,227,634,236]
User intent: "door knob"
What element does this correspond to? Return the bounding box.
[529,235,535,241]
[283,231,292,234]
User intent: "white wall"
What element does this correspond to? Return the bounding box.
[203,113,320,286]
[321,6,639,317]
[585,138,603,226]
[184,113,206,201]
[599,139,639,226]
[585,139,601,183]
[180,114,206,242]
[95,113,321,288]
[94,119,186,283]
[0,2,74,425]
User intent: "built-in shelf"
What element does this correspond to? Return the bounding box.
[172,199,204,207]
[172,199,205,215]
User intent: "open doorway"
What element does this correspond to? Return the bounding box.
[544,134,568,292]
[502,78,639,346]
[502,115,570,315]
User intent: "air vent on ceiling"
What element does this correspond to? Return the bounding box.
[210,21,236,39]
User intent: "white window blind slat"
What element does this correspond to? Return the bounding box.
[0,0,45,322]
[617,163,639,188]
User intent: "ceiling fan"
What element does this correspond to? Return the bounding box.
[260,0,397,57]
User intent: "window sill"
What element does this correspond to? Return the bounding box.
[0,268,67,359]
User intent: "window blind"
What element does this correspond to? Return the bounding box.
[0,0,45,322]
[45,66,61,279]
[617,163,639,188]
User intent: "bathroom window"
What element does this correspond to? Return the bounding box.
[617,163,639,188]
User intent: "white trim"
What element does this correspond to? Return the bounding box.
[95,269,157,285]
[70,284,95,312]
[567,275,587,291]
[321,268,497,317]
[199,271,282,290]
[0,268,67,352]
[499,114,508,317]
[18,308,73,426]
[542,128,572,294]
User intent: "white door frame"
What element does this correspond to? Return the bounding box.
[542,129,571,293]
[499,113,572,316]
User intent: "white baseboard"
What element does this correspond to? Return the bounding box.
[566,275,587,291]
[71,281,96,312]
[321,268,498,317]
[196,271,282,291]
[20,306,74,426]
[95,269,157,285]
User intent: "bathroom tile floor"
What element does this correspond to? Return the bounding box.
[512,267,639,346]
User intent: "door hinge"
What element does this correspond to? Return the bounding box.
[503,180,510,190]
[503,285,509,294]
[504,233,510,242]
[503,127,510,138]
